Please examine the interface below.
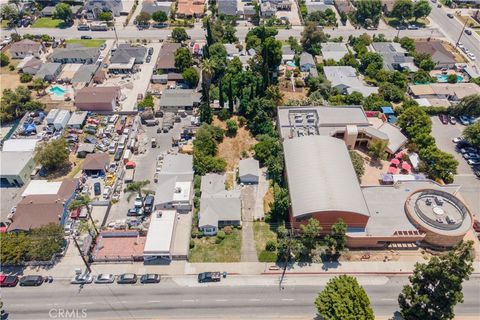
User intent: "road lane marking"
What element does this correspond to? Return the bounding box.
[248,299,260,302]
[381,298,395,301]
[148,300,162,303]
[215,299,228,302]
[182,299,195,302]
[79,302,93,305]
[281,298,294,301]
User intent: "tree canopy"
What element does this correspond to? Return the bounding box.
[1,86,43,122]
[182,67,199,88]
[54,3,72,22]
[152,10,168,23]
[315,275,375,320]
[174,47,193,72]
[34,138,69,171]
[301,22,328,55]
[354,0,382,27]
[399,241,474,320]
[413,0,432,21]
[349,150,365,180]
[135,12,151,25]
[172,27,189,42]
[391,0,414,23]
[450,94,480,117]
[463,122,480,149]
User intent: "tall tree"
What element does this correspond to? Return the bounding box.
[200,58,215,88]
[171,27,188,42]
[413,0,432,21]
[124,180,152,200]
[228,77,234,113]
[399,241,474,320]
[450,94,480,117]
[368,140,388,161]
[34,138,69,171]
[315,275,375,320]
[300,218,322,252]
[463,122,480,149]
[324,218,347,256]
[391,0,414,23]
[419,145,458,183]
[135,12,151,25]
[174,47,193,72]
[206,17,214,46]
[355,0,382,27]
[397,106,432,138]
[200,83,213,124]
[301,22,328,55]
[151,11,167,23]
[54,3,73,23]
[219,78,224,109]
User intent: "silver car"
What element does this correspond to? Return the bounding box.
[71,273,93,285]
[94,274,115,284]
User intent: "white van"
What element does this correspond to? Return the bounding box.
[123,149,131,164]
[108,142,117,154]
[118,135,127,149]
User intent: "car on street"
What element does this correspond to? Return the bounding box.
[148,47,154,55]
[94,274,115,284]
[94,182,101,196]
[465,29,472,35]
[144,195,155,214]
[140,274,161,284]
[407,24,419,30]
[457,43,464,50]
[459,147,477,154]
[452,136,463,143]
[103,186,112,199]
[0,275,19,287]
[473,166,480,178]
[449,116,457,125]
[134,196,144,208]
[198,272,221,283]
[77,24,90,30]
[117,273,138,284]
[447,13,454,18]
[127,207,144,216]
[81,35,92,40]
[19,275,44,286]
[396,25,407,30]
[439,114,449,124]
[146,55,151,63]
[467,53,476,61]
[71,273,93,284]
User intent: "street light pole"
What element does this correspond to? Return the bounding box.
[456,18,468,46]
[72,235,92,274]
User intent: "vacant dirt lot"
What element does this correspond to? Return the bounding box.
[213,116,257,171]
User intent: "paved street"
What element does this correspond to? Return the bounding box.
[1,275,479,319]
[429,5,480,69]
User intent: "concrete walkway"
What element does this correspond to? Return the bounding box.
[241,221,258,262]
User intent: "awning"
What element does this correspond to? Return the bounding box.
[401,162,412,172]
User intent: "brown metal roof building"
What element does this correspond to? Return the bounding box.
[155,43,181,71]
[82,153,110,175]
[75,86,121,111]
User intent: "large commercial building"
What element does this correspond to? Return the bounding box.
[283,135,473,249]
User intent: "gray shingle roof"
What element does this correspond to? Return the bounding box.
[72,65,98,83]
[49,47,100,62]
[111,44,147,64]
[199,195,241,228]
[35,62,62,79]
[159,89,201,107]
[239,158,259,178]
[218,0,238,16]
[300,52,315,66]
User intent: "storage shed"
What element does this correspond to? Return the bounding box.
[238,158,260,184]
[46,109,59,125]
[53,110,71,130]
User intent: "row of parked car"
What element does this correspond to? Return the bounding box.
[0,275,52,287]
[438,114,476,126]
[453,138,480,177]
[71,273,160,285]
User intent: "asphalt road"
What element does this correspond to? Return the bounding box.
[2,275,479,319]
[429,5,480,69]
[5,24,444,41]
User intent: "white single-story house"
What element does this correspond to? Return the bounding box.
[239,158,260,184]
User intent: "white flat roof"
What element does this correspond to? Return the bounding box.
[143,210,176,256]
[172,181,192,202]
[2,139,38,152]
[22,180,62,197]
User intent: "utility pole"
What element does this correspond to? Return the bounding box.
[279,229,293,290]
[72,235,92,274]
[456,19,468,46]
[112,18,119,44]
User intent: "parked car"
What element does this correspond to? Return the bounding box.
[103,186,112,199]
[19,275,43,286]
[467,159,480,166]
[117,273,138,284]
[144,195,155,214]
[71,273,93,284]
[94,274,115,284]
[146,55,151,63]
[467,53,476,61]
[473,220,480,232]
[447,13,454,18]
[127,207,144,216]
[140,274,161,284]
[439,114,448,124]
[198,272,221,283]
[460,147,477,154]
[407,24,419,30]
[463,153,480,160]
[459,116,471,125]
[93,182,101,196]
[77,24,90,31]
[472,166,480,178]
[449,116,457,125]
[134,196,144,208]
[452,137,463,143]
[0,275,19,287]
[465,29,472,35]
[148,47,154,55]
[81,35,92,40]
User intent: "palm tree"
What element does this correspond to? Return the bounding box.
[200,58,215,88]
[124,180,153,201]
[368,140,388,162]
[69,194,98,235]
[31,78,48,96]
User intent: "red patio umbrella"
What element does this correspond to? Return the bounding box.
[395,151,404,159]
[387,166,398,174]
[125,161,136,168]
[401,162,412,172]
[391,158,400,166]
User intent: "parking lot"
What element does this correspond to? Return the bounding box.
[430,116,480,217]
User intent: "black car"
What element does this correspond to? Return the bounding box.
[465,29,472,36]
[148,47,154,55]
[127,207,144,216]
[198,272,221,283]
[144,195,155,214]
[472,166,480,178]
[447,13,454,18]
[140,274,161,284]
[114,149,123,161]
[93,182,101,196]
[19,275,43,286]
[81,35,92,40]
[117,273,138,284]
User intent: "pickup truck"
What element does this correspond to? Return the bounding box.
[198,272,221,283]
[124,168,135,183]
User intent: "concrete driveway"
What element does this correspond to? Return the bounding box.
[430,116,480,217]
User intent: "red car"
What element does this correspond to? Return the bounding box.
[473,220,480,233]
[0,275,19,287]
[439,114,449,124]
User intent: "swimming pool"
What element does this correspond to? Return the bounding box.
[49,86,67,97]
[435,74,464,83]
[286,61,296,67]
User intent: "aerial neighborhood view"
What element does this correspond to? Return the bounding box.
[1,0,480,319]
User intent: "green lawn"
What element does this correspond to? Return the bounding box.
[31,18,64,28]
[1,20,10,29]
[253,222,278,262]
[189,229,241,262]
[66,39,106,48]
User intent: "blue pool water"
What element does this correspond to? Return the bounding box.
[49,86,66,97]
[286,61,296,67]
[435,74,464,83]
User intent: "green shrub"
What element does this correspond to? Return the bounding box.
[0,53,9,67]
[238,116,247,127]
[20,73,33,83]
[217,230,226,240]
[265,240,277,252]
[259,251,278,262]
[8,65,15,71]
[189,239,195,248]
[223,226,233,235]
[218,108,230,121]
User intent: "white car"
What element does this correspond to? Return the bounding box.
[457,43,464,49]
[452,137,463,143]
[103,186,112,199]
[467,53,476,60]
[134,197,143,208]
[71,273,93,284]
